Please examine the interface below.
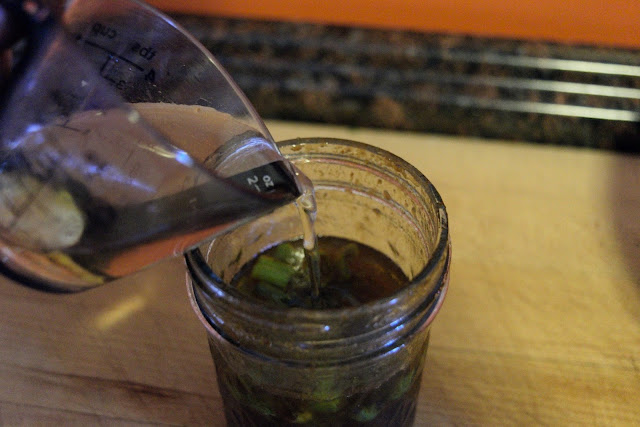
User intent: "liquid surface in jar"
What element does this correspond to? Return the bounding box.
[230,237,409,309]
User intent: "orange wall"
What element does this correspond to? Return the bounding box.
[147,0,639,49]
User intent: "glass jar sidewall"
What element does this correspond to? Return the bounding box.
[203,296,434,402]
[187,252,449,390]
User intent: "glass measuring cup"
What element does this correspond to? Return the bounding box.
[0,0,301,292]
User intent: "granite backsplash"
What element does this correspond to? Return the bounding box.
[175,15,640,152]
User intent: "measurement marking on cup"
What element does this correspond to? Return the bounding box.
[96,56,129,90]
[82,39,144,72]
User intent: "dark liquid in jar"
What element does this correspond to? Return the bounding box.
[230,237,409,309]
[217,238,421,426]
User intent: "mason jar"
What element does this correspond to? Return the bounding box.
[186,138,451,426]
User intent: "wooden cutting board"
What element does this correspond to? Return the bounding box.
[0,121,638,425]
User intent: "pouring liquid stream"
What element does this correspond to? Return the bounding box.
[296,181,322,298]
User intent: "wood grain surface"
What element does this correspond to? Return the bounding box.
[0,121,638,425]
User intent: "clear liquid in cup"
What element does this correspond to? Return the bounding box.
[0,103,300,287]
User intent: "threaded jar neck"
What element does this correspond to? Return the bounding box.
[187,244,449,364]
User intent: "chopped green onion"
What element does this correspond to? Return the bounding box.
[255,282,289,305]
[336,242,359,280]
[273,242,299,265]
[292,411,313,424]
[250,398,276,417]
[391,369,415,400]
[251,255,295,288]
[310,397,341,413]
[353,404,380,422]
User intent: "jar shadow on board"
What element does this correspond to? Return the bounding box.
[609,154,640,319]
[186,138,451,427]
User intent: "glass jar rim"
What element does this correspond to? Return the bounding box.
[186,137,450,326]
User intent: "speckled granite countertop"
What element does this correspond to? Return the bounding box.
[175,15,640,152]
